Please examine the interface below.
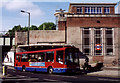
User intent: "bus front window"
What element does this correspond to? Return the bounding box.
[65,50,79,65]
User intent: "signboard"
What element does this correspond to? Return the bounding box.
[95,44,102,50]
[29,62,45,66]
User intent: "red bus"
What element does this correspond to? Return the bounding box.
[14,47,80,74]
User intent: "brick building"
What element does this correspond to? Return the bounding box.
[15,3,120,66]
[55,3,120,66]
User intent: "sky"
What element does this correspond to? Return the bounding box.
[0,0,120,33]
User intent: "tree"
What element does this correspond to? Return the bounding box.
[7,25,22,36]
[29,25,38,30]
[6,22,56,36]
[22,26,28,31]
[38,22,56,30]
[12,25,22,31]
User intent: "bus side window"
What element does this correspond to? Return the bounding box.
[46,51,54,62]
[38,53,45,62]
[28,54,37,62]
[16,55,20,62]
[21,54,28,62]
[16,55,19,60]
[56,51,63,64]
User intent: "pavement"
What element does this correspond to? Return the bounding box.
[87,66,120,78]
[87,70,119,78]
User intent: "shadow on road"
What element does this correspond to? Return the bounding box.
[29,68,103,76]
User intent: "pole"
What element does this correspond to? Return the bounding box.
[3,66,7,76]
[28,13,30,45]
[21,10,30,50]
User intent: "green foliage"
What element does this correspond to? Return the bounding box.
[7,22,56,36]
[38,22,56,30]
[29,25,38,30]
[6,25,22,36]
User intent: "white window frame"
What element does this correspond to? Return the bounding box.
[97,7,102,14]
[104,7,110,14]
[77,7,83,14]
[85,7,89,14]
[85,7,102,14]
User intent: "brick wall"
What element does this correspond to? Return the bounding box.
[66,17,120,66]
[29,30,65,44]
[58,21,66,30]
[71,6,77,14]
[118,28,120,60]
[15,31,27,45]
[67,17,120,28]
[15,30,65,45]
[110,7,115,14]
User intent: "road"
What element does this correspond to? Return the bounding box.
[1,68,120,82]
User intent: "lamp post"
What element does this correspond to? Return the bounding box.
[21,10,30,45]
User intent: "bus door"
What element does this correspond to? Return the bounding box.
[55,50,64,67]
[21,54,29,67]
[45,51,54,67]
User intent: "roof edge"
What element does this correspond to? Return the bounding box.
[70,3,117,5]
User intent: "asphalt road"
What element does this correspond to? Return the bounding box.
[1,68,120,83]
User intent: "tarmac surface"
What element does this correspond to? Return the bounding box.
[0,66,120,82]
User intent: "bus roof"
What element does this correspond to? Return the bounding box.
[18,44,74,48]
[16,47,75,55]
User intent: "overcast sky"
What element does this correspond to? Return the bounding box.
[0,0,120,32]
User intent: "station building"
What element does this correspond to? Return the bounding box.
[15,3,120,66]
[55,3,120,66]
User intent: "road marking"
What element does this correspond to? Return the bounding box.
[50,74,77,78]
[16,75,28,78]
[43,79,59,82]
[61,75,77,78]
[2,77,20,79]
[98,78,119,81]
[2,78,39,81]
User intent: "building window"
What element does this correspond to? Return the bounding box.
[85,7,90,14]
[106,28,112,34]
[82,28,91,56]
[94,28,102,56]
[83,48,90,55]
[77,7,82,14]
[105,28,113,56]
[83,28,90,34]
[95,50,102,55]
[82,27,113,56]
[106,38,113,45]
[95,38,101,44]
[106,49,113,56]
[104,7,110,14]
[97,7,102,14]
[85,7,102,14]
[84,38,89,45]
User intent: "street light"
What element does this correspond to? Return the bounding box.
[21,10,30,45]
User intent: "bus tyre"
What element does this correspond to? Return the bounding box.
[48,67,53,74]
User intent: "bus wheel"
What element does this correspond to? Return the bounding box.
[22,66,26,72]
[48,67,53,74]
